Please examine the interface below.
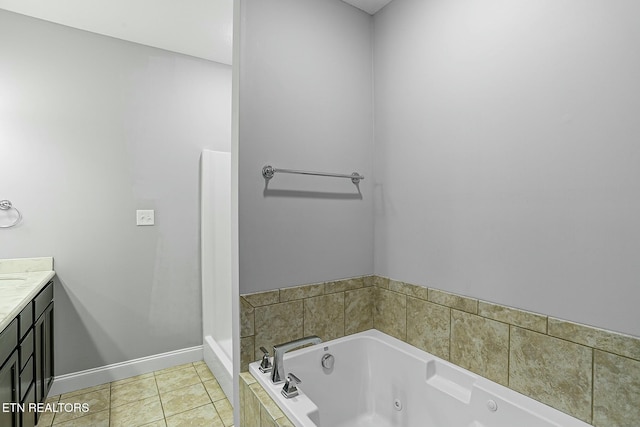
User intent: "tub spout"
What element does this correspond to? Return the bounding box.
[271,336,322,384]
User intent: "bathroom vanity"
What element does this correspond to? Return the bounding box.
[0,258,55,427]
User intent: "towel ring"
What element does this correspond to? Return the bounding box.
[0,200,22,228]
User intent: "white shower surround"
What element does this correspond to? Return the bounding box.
[201,150,233,400]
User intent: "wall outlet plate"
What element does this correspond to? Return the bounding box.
[136,210,155,226]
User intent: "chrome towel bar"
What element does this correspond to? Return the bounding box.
[262,165,364,184]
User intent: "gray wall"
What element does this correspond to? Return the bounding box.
[238,0,374,293]
[373,0,640,336]
[0,10,232,374]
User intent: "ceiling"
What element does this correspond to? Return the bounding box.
[341,0,393,15]
[0,0,393,64]
[0,0,233,65]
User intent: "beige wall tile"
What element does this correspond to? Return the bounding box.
[509,327,592,423]
[325,277,364,293]
[243,290,280,307]
[254,301,304,360]
[241,335,255,372]
[478,301,547,334]
[450,310,509,385]
[275,417,295,427]
[593,350,640,427]
[549,317,640,361]
[389,280,430,301]
[241,297,255,337]
[250,382,284,421]
[243,383,261,427]
[304,293,345,341]
[345,287,373,335]
[279,283,324,302]
[260,406,277,427]
[428,289,478,314]
[240,371,257,386]
[406,297,450,360]
[363,275,374,287]
[373,276,390,289]
[373,288,406,341]
[239,375,250,427]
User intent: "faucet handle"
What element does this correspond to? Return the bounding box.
[281,373,301,399]
[259,347,272,373]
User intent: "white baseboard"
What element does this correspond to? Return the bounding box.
[49,345,203,396]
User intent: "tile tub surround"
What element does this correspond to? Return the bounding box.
[244,276,640,426]
[372,277,640,426]
[240,372,294,427]
[0,256,55,331]
[240,276,374,371]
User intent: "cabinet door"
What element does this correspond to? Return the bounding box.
[34,302,54,404]
[0,351,19,427]
[20,383,36,427]
[43,302,54,398]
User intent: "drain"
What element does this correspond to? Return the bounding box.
[393,398,403,411]
[487,400,498,412]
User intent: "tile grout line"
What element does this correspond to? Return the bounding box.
[591,348,595,424]
[152,367,167,426]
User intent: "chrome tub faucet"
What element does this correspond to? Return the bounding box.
[271,336,322,383]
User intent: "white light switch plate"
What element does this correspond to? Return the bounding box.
[136,210,155,226]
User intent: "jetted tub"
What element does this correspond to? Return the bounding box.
[249,329,591,427]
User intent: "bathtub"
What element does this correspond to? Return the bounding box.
[249,329,591,427]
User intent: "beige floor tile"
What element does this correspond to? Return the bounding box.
[36,411,55,427]
[153,363,195,377]
[160,382,212,417]
[52,409,109,427]
[165,403,224,427]
[37,395,61,427]
[139,420,167,427]
[110,395,164,427]
[111,372,155,387]
[45,395,61,403]
[155,366,202,394]
[203,379,227,402]
[213,399,234,427]
[111,377,159,408]
[60,382,109,399]
[194,363,215,382]
[53,388,110,424]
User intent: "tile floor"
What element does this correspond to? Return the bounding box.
[36,361,234,427]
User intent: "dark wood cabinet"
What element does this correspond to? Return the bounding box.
[0,351,19,427]
[34,300,54,404]
[0,281,54,427]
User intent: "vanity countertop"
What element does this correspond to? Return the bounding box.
[0,257,55,332]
